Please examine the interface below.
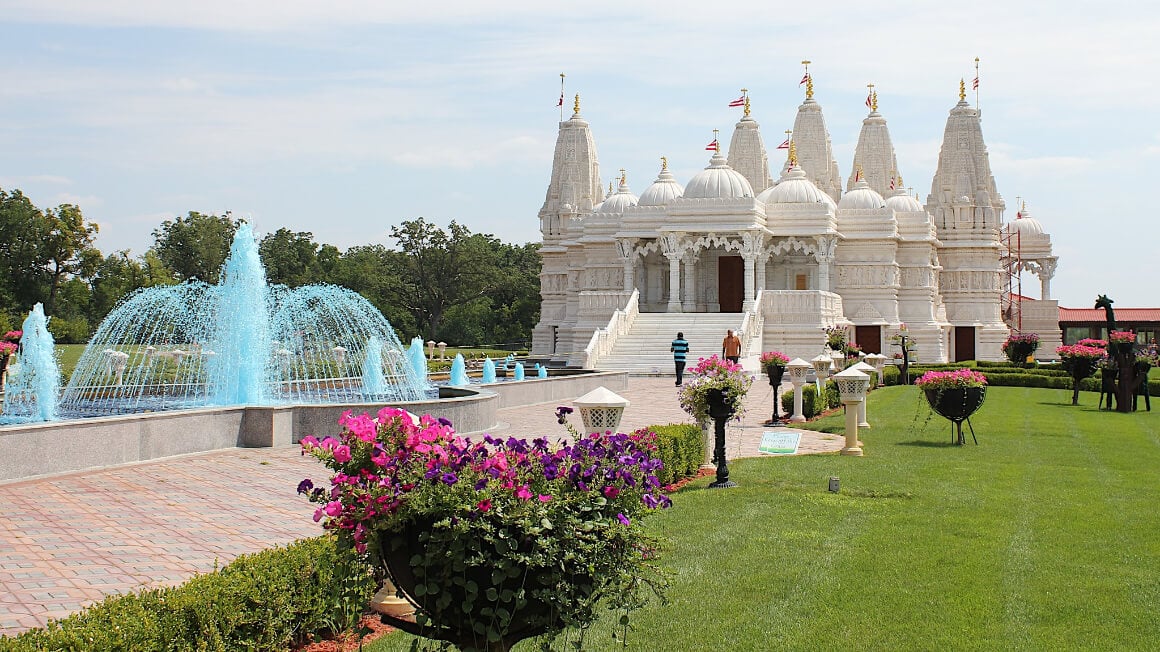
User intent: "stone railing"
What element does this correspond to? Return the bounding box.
[581,290,639,369]
[739,290,765,356]
[760,290,845,325]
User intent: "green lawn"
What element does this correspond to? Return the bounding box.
[368,386,1160,650]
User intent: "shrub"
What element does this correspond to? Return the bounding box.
[882,365,901,386]
[1,536,374,652]
[780,383,836,419]
[824,379,840,409]
[648,423,705,485]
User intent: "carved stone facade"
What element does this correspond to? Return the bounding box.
[533,84,1058,365]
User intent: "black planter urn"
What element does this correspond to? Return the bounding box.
[763,366,785,426]
[705,388,737,488]
[375,520,571,652]
[923,386,986,445]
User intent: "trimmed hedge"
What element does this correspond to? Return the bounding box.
[780,380,841,420]
[0,535,375,652]
[882,362,1160,396]
[648,423,705,485]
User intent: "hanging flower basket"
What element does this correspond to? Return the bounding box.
[923,386,987,422]
[706,387,736,420]
[916,369,988,445]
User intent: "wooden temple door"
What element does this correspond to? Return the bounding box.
[718,256,744,312]
[954,327,976,362]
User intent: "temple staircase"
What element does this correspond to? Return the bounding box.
[595,313,748,373]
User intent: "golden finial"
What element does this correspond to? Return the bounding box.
[713,128,720,152]
[897,173,904,188]
[743,94,751,118]
[871,91,878,113]
[788,140,798,167]
[660,156,668,171]
[1021,199,1027,212]
[619,168,626,186]
[806,75,814,100]
[855,163,864,182]
[959,79,966,102]
[573,93,581,115]
[608,181,613,195]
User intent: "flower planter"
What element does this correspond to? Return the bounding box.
[923,386,986,445]
[376,518,571,651]
[706,387,736,420]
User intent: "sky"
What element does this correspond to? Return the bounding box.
[0,1,1157,309]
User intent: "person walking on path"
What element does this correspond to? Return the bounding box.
[671,332,689,386]
[722,329,742,364]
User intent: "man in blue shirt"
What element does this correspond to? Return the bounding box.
[671,332,689,386]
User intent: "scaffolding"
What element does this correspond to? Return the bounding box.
[1001,207,1023,333]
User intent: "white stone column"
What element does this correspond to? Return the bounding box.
[682,251,698,311]
[615,238,638,293]
[756,253,770,293]
[742,254,756,311]
[814,235,838,293]
[660,233,686,313]
[665,254,682,312]
[1039,257,1057,301]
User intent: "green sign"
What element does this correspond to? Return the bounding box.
[759,430,801,455]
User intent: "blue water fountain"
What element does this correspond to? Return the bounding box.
[449,354,469,386]
[481,357,496,384]
[57,223,424,416]
[1,304,61,422]
[361,336,387,398]
[407,337,429,387]
[514,362,525,381]
[537,363,548,379]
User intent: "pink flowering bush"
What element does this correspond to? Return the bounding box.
[914,368,988,390]
[1109,330,1137,346]
[1001,332,1040,363]
[1076,338,1107,349]
[759,351,790,377]
[1057,344,1108,406]
[678,355,753,422]
[300,407,670,646]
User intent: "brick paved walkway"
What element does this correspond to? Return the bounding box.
[0,376,841,637]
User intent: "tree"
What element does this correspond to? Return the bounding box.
[259,228,325,287]
[41,203,100,315]
[0,188,51,320]
[385,219,502,341]
[330,244,417,337]
[150,212,238,283]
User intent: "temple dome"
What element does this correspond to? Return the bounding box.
[760,164,833,206]
[683,150,754,199]
[1005,209,1045,236]
[885,190,924,212]
[838,179,886,209]
[598,175,638,213]
[638,161,685,206]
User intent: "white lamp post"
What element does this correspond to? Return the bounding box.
[426,340,436,360]
[850,361,877,429]
[332,345,347,365]
[811,353,833,395]
[786,358,811,423]
[572,386,631,434]
[865,353,887,386]
[833,367,870,456]
[437,342,448,360]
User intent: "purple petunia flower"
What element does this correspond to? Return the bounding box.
[297,478,314,494]
[616,513,631,526]
[441,472,458,486]
[437,417,453,427]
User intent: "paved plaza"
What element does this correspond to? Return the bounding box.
[0,376,842,636]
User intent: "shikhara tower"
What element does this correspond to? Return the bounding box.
[532,73,1059,369]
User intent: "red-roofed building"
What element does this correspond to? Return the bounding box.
[1059,306,1160,346]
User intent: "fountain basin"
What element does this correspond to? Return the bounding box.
[0,371,628,482]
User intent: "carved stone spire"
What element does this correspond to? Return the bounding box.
[847,96,901,197]
[784,77,842,203]
[726,96,773,194]
[538,96,603,239]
